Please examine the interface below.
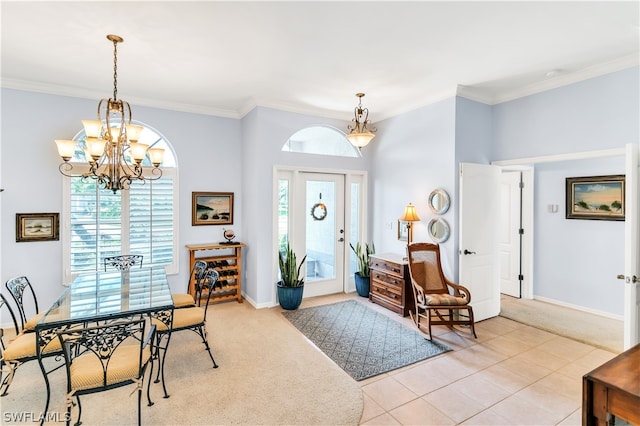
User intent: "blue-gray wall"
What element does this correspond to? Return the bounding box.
[1,65,638,319]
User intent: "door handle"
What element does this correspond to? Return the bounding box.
[617,274,639,283]
[463,249,476,255]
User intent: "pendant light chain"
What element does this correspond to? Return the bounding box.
[112,37,118,101]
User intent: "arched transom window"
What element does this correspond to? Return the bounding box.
[282,125,361,158]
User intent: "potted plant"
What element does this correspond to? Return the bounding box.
[350,242,375,297]
[277,241,307,310]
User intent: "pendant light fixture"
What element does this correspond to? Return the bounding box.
[346,93,376,149]
[55,34,164,194]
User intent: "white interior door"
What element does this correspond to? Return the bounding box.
[459,163,501,321]
[500,171,522,298]
[297,172,345,298]
[623,143,640,349]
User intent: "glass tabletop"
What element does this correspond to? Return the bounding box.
[37,266,174,329]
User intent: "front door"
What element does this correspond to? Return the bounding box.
[297,172,346,298]
[459,162,501,321]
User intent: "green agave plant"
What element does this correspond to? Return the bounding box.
[349,242,375,278]
[278,241,307,287]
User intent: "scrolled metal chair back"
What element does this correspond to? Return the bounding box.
[104,254,144,271]
[5,276,39,330]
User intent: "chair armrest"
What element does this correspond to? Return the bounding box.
[411,277,426,305]
[446,280,472,303]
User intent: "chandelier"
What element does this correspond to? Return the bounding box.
[55,34,164,194]
[346,93,376,149]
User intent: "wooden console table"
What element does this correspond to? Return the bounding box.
[582,343,640,425]
[186,242,245,304]
[369,253,414,317]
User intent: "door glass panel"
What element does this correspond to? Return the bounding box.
[278,179,289,252]
[349,182,360,276]
[306,180,336,281]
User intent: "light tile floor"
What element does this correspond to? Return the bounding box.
[299,293,619,426]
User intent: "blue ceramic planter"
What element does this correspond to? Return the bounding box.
[277,283,304,310]
[354,272,370,297]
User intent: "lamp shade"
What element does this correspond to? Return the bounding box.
[346,131,375,148]
[401,204,420,222]
[81,120,103,138]
[55,139,77,161]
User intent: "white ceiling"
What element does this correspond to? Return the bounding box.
[2,1,639,121]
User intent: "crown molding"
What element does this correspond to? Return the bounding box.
[0,78,242,119]
[491,53,640,105]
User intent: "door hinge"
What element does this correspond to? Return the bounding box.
[519,181,524,189]
[518,228,524,235]
[518,274,524,281]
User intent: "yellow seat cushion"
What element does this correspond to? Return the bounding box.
[152,307,205,331]
[2,331,61,361]
[23,311,46,331]
[70,344,151,391]
[424,294,468,306]
[172,293,196,308]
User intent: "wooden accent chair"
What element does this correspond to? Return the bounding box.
[56,319,155,426]
[172,260,207,309]
[103,254,144,271]
[407,243,477,340]
[0,294,62,396]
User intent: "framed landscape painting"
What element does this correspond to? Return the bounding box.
[16,213,60,242]
[192,192,234,225]
[566,175,625,221]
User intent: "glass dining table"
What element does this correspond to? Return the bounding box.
[34,266,174,424]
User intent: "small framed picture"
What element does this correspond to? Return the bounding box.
[566,175,625,221]
[192,192,234,226]
[16,213,60,242]
[397,220,412,242]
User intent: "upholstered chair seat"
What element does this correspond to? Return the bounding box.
[2,331,61,361]
[152,307,205,332]
[69,344,151,391]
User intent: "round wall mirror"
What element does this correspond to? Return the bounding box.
[428,218,450,243]
[428,189,450,214]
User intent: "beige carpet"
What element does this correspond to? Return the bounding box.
[0,301,363,425]
[500,296,623,353]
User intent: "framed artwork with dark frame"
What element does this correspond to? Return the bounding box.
[16,213,60,242]
[565,175,625,221]
[397,220,412,242]
[192,192,234,225]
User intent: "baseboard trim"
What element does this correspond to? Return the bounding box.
[533,295,623,321]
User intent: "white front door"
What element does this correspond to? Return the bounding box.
[459,163,501,321]
[297,172,346,298]
[623,143,640,349]
[500,171,522,298]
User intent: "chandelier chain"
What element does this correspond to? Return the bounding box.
[112,38,118,101]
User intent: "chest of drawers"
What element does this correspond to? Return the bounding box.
[369,253,414,317]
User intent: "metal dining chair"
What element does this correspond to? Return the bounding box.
[56,319,155,426]
[0,294,62,396]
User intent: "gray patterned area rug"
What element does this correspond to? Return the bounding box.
[282,299,451,380]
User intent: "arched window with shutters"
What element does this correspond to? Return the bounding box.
[62,121,178,283]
